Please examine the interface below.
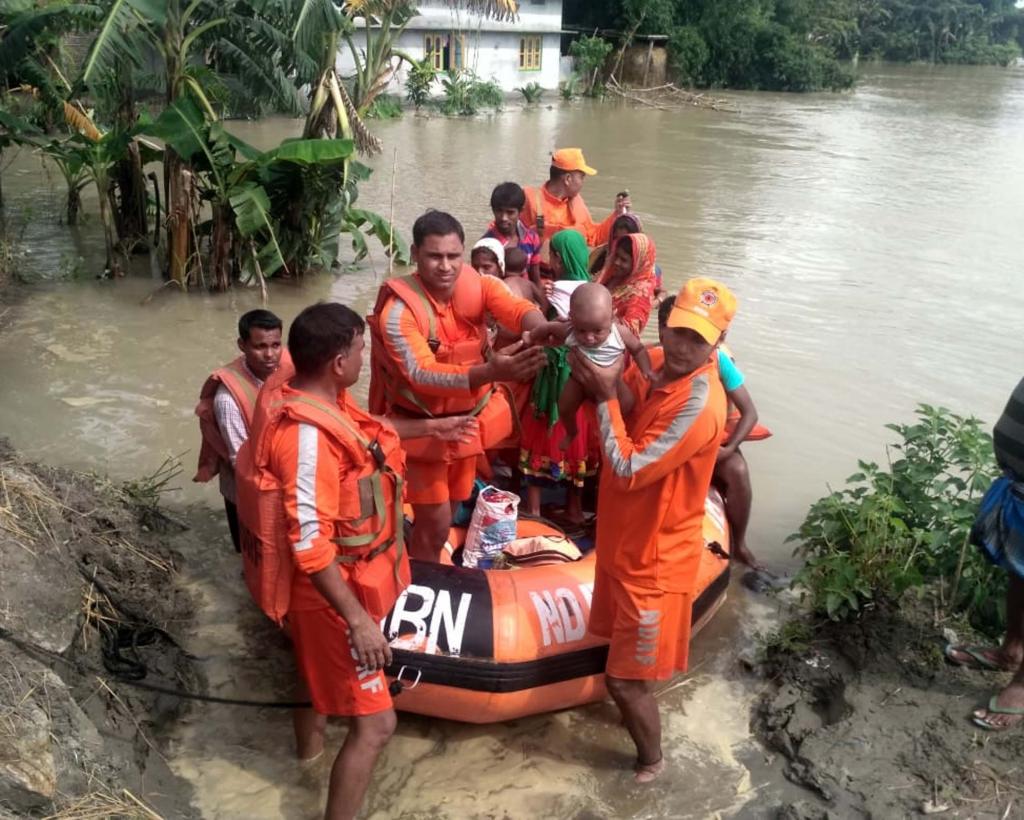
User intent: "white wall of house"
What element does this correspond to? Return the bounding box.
[337,0,564,95]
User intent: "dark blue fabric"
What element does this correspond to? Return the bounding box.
[972,475,1024,581]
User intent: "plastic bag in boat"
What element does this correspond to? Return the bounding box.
[463,486,519,569]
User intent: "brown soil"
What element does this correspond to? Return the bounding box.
[0,439,200,817]
[752,592,1024,819]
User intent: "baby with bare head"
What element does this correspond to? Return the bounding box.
[533,281,653,448]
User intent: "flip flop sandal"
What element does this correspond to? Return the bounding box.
[972,695,1024,732]
[944,643,1007,671]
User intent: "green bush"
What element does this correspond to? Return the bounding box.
[365,94,403,119]
[438,70,503,116]
[667,25,710,86]
[516,81,543,103]
[559,76,579,101]
[791,404,1005,636]
[404,58,437,110]
[569,35,613,96]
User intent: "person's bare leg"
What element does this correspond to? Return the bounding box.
[409,502,452,562]
[950,572,1024,670]
[973,574,1024,729]
[605,676,664,782]
[323,709,397,820]
[565,484,584,525]
[713,450,762,570]
[557,378,585,450]
[524,482,542,516]
[294,673,327,761]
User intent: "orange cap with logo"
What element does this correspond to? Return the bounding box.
[666,277,737,344]
[552,147,597,176]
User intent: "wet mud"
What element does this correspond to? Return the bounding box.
[753,593,1024,819]
[0,440,199,817]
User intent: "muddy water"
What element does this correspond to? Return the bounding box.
[2,63,1024,817]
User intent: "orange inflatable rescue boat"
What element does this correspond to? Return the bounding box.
[382,489,731,723]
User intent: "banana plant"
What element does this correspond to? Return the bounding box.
[143,95,406,290]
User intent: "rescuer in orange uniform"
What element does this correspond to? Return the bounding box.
[521,148,632,255]
[193,309,283,551]
[262,303,408,820]
[369,211,550,561]
[570,277,737,784]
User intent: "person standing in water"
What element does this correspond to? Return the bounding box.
[193,309,283,551]
[262,303,408,820]
[571,278,735,783]
[947,377,1024,731]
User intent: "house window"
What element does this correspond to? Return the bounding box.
[519,36,542,71]
[425,33,465,71]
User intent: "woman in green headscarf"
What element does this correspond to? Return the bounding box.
[519,229,598,525]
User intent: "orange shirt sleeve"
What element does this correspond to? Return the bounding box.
[270,420,350,575]
[481,275,541,332]
[595,373,719,492]
[379,295,475,399]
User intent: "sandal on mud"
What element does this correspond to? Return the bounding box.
[972,695,1024,732]
[944,644,1009,671]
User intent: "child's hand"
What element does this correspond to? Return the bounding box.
[524,319,568,347]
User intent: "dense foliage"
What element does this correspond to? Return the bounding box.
[0,0,516,290]
[564,0,1024,92]
[790,405,1006,637]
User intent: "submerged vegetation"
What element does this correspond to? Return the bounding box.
[0,0,519,291]
[565,0,1024,93]
[789,404,1005,637]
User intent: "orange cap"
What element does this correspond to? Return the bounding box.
[551,147,597,176]
[666,277,737,344]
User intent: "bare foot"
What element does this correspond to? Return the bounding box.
[731,540,765,572]
[634,756,665,784]
[973,683,1024,731]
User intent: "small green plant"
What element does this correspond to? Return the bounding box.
[365,94,403,119]
[569,35,613,97]
[790,404,1005,636]
[405,58,438,110]
[516,82,543,103]
[559,76,579,101]
[438,70,503,116]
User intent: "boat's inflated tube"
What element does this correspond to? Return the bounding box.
[382,488,731,723]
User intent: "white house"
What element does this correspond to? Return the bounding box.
[338,1,564,94]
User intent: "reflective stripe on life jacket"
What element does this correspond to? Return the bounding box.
[368,265,488,417]
[193,356,262,483]
[236,373,407,625]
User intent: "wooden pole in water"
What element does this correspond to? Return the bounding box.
[642,39,655,88]
[387,145,398,279]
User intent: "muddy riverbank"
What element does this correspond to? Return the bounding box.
[753,591,1024,819]
[0,440,199,817]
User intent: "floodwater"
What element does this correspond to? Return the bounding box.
[1,63,1023,817]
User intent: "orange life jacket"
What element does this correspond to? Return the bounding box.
[193,356,262,483]
[367,266,514,459]
[236,366,409,625]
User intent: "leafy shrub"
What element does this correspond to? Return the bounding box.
[569,35,613,96]
[405,58,437,109]
[516,81,543,103]
[668,25,710,86]
[559,76,579,101]
[791,404,1005,636]
[365,94,403,119]
[438,70,503,116]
